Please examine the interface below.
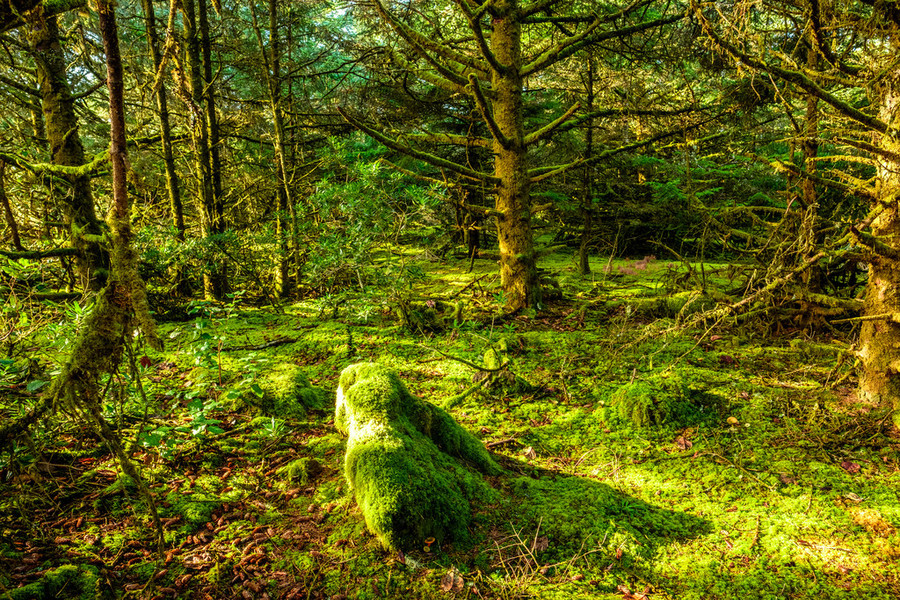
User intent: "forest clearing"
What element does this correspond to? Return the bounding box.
[1,0,900,598]
[2,249,899,599]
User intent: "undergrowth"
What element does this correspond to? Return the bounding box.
[0,252,898,599]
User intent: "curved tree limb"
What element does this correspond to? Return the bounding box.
[338,107,501,184]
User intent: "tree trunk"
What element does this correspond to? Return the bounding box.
[200,0,227,297]
[858,70,900,426]
[183,0,224,299]
[799,39,821,295]
[252,0,294,298]
[141,0,189,295]
[0,162,23,251]
[578,53,595,277]
[27,12,108,290]
[140,0,184,240]
[492,0,538,311]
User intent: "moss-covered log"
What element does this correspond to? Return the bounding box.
[335,362,499,551]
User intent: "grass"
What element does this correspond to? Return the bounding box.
[0,250,898,599]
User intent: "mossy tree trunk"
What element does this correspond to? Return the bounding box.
[27,11,108,290]
[491,0,538,310]
[0,162,23,251]
[858,69,900,424]
[578,53,596,277]
[251,0,295,298]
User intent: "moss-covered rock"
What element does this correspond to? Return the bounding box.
[228,363,326,418]
[610,371,722,428]
[335,362,499,551]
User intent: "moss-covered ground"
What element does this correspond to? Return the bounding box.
[1,250,898,599]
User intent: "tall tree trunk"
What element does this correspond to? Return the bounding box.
[0,162,23,251]
[27,12,108,290]
[492,0,538,311]
[141,0,189,295]
[182,0,224,299]
[858,69,900,426]
[140,0,184,241]
[199,0,224,208]
[799,38,821,295]
[199,0,227,297]
[251,0,294,298]
[578,53,595,277]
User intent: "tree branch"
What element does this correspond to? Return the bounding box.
[467,73,510,148]
[451,0,507,74]
[691,0,891,136]
[524,101,579,146]
[850,226,900,260]
[338,107,500,185]
[523,12,683,76]
[406,131,492,148]
[0,247,78,259]
[0,0,87,34]
[371,0,486,86]
[0,150,109,179]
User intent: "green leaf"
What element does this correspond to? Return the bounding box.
[26,380,49,393]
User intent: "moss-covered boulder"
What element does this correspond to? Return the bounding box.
[228,363,326,418]
[335,362,500,551]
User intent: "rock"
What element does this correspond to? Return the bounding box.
[335,363,500,551]
[227,363,326,418]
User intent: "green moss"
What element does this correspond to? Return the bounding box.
[3,564,101,600]
[228,362,327,418]
[335,362,500,551]
[277,457,321,486]
[610,370,721,428]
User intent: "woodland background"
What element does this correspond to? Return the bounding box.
[0,1,899,599]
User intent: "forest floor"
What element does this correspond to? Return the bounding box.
[1,250,899,599]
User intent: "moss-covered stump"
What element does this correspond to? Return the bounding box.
[394,298,464,334]
[335,362,500,551]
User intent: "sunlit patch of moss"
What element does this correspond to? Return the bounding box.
[506,473,709,564]
[163,495,218,527]
[101,532,127,553]
[2,564,101,600]
[277,457,321,486]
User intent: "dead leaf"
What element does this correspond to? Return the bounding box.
[534,536,549,552]
[675,436,692,450]
[523,447,537,459]
[840,461,861,474]
[440,567,464,593]
[778,474,797,485]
